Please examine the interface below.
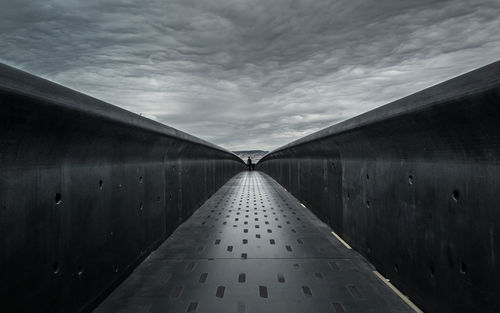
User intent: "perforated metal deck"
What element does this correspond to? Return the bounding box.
[94,172,414,313]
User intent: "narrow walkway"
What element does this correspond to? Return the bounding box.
[94,172,413,313]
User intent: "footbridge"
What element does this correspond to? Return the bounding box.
[1,61,499,313]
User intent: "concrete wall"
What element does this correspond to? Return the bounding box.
[258,61,500,313]
[0,64,245,313]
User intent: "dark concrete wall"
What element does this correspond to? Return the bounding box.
[258,61,500,313]
[0,64,245,313]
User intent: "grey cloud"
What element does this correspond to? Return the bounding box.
[1,0,500,150]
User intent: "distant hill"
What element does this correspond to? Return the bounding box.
[232,150,268,163]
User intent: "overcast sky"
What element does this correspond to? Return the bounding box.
[1,0,499,151]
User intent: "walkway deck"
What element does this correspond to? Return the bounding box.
[94,172,414,313]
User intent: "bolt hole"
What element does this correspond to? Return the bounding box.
[408,175,413,185]
[53,262,60,274]
[394,264,399,273]
[77,265,84,276]
[55,193,62,204]
[259,285,268,298]
[99,180,103,189]
[460,262,467,274]
[429,263,435,277]
[366,200,370,208]
[113,264,119,272]
[139,176,143,183]
[139,202,143,210]
[452,189,459,201]
[216,286,225,298]
[366,174,369,180]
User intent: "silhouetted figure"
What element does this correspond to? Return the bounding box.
[247,157,252,171]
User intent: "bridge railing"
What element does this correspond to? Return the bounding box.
[258,61,500,313]
[0,64,246,313]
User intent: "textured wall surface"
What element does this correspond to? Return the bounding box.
[258,61,500,313]
[0,64,245,313]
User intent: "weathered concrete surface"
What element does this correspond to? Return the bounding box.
[258,60,500,313]
[0,64,245,313]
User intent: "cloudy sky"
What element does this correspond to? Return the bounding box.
[1,0,500,151]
